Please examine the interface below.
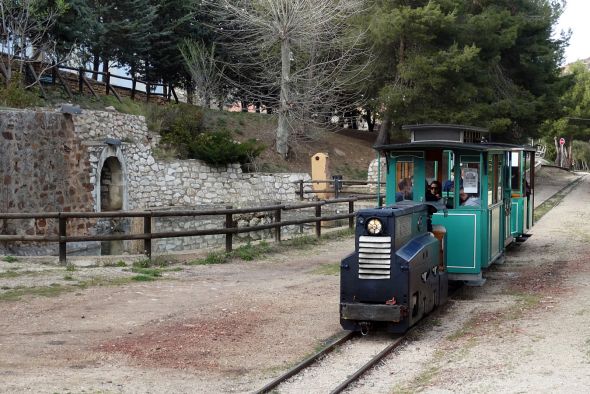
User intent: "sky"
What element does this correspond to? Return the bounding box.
[555,0,590,64]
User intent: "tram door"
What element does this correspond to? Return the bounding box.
[487,154,504,261]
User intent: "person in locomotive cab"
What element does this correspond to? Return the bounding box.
[459,187,480,207]
[395,177,413,202]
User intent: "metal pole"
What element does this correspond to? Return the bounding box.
[348,201,354,229]
[315,204,322,238]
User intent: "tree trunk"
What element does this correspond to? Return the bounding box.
[102,58,109,82]
[375,112,392,146]
[365,108,375,132]
[92,52,100,81]
[241,100,248,112]
[277,38,290,158]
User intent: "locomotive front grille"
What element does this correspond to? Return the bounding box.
[358,236,392,279]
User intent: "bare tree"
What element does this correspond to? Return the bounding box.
[210,0,370,158]
[180,39,226,109]
[0,0,67,86]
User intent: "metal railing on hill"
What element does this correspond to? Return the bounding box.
[0,196,384,264]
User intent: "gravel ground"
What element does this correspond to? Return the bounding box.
[0,168,588,393]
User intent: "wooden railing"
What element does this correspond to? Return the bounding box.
[0,196,384,264]
[22,58,178,104]
[295,179,385,200]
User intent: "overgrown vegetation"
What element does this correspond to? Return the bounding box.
[2,256,18,263]
[0,80,42,108]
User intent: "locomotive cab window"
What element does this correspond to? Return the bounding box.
[395,160,414,202]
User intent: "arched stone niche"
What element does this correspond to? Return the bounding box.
[95,145,128,212]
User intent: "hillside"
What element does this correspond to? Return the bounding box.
[197,108,377,178]
[1,81,377,179]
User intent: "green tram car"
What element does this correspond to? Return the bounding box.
[380,124,535,282]
[340,124,535,333]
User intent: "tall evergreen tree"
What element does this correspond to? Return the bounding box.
[365,0,568,142]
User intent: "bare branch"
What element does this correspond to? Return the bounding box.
[208,0,371,158]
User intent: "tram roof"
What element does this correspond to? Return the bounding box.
[374,141,535,153]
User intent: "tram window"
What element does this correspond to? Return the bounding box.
[511,152,521,193]
[459,162,480,207]
[488,154,502,206]
[395,161,414,201]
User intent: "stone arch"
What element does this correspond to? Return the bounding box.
[95,145,128,212]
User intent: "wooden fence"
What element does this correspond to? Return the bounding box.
[0,196,384,264]
[21,58,178,104]
[295,179,385,200]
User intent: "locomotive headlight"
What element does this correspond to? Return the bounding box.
[366,218,383,235]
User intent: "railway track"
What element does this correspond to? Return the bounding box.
[255,330,408,394]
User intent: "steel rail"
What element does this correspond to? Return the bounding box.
[255,331,357,394]
[329,334,406,394]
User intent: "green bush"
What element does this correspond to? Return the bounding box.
[0,80,42,108]
[189,131,265,166]
[157,104,205,157]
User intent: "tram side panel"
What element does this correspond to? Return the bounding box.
[431,209,484,280]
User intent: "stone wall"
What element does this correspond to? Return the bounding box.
[367,157,387,191]
[73,110,310,210]
[0,108,311,256]
[0,110,96,255]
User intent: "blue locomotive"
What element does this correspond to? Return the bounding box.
[340,124,535,333]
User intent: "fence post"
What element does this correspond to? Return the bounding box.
[349,200,354,229]
[315,204,322,238]
[299,180,304,201]
[78,67,84,93]
[274,203,282,243]
[334,179,340,199]
[58,214,67,265]
[225,205,233,253]
[143,214,152,259]
[105,71,110,95]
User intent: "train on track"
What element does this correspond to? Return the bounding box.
[340,124,536,333]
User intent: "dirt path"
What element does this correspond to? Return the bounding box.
[0,169,588,393]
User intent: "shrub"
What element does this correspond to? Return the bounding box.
[189,131,265,166]
[0,80,42,108]
[157,104,205,157]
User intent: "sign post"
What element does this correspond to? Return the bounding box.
[559,137,566,167]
